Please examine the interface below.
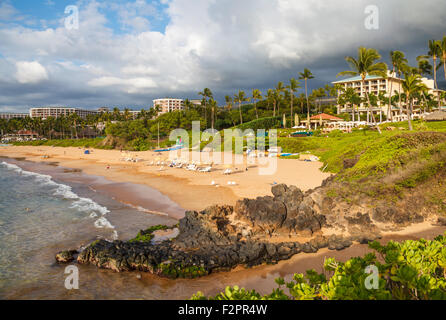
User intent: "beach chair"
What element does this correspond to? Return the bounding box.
[223,168,232,175]
[186,164,197,171]
[199,166,212,173]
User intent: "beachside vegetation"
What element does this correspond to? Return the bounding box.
[191,233,446,300]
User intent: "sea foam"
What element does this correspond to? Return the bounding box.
[0,161,117,237]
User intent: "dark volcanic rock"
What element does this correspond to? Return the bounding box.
[65,183,423,278]
[372,206,424,225]
[346,212,373,225]
[435,217,446,226]
[56,250,78,263]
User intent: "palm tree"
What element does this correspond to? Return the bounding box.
[299,68,314,130]
[234,90,248,125]
[123,108,131,121]
[251,89,262,119]
[339,87,361,121]
[388,51,407,121]
[441,36,446,81]
[420,40,442,107]
[199,88,213,128]
[225,95,233,110]
[313,87,326,113]
[274,82,285,116]
[337,47,387,132]
[183,99,192,112]
[266,89,274,113]
[287,78,301,126]
[208,98,218,129]
[416,56,433,77]
[402,73,426,131]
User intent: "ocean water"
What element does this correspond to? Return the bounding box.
[0,161,121,293]
[0,159,182,299]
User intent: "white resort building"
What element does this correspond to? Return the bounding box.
[0,112,29,120]
[333,72,444,122]
[29,107,99,119]
[153,98,185,115]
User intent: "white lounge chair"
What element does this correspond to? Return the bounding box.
[186,164,197,171]
[223,169,232,175]
[199,166,212,173]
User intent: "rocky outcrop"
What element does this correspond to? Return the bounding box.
[55,250,78,263]
[57,181,439,278]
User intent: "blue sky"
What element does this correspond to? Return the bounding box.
[1,0,170,33]
[0,0,445,112]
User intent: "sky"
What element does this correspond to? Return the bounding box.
[0,0,445,112]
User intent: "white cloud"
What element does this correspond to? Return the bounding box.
[88,76,157,93]
[15,61,49,84]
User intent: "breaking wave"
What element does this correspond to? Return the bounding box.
[0,161,117,239]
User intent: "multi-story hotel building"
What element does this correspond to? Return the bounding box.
[153,98,185,115]
[29,107,98,119]
[332,72,444,121]
[0,112,29,120]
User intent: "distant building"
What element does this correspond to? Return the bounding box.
[29,107,98,119]
[302,113,344,129]
[314,97,337,106]
[97,107,110,113]
[120,110,141,119]
[2,130,39,142]
[0,112,29,120]
[189,99,202,107]
[332,71,445,121]
[153,98,185,115]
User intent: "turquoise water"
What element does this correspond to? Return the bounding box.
[0,160,185,299]
[0,161,120,293]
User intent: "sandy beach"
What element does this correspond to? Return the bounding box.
[0,145,331,214]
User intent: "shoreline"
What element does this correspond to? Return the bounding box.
[0,145,332,212]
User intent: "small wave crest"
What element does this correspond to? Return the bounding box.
[1,161,117,237]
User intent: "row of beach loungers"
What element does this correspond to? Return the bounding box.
[119,154,233,175]
[146,159,233,175]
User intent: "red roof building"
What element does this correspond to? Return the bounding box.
[309,113,343,121]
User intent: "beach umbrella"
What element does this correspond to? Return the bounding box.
[283,114,286,128]
[319,114,323,127]
[295,114,300,126]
